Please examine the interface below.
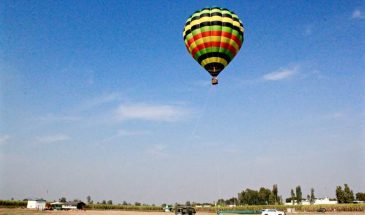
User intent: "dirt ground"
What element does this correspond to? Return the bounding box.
[0,209,364,215]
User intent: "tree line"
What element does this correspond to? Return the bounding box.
[217,184,364,206]
[217,184,281,206]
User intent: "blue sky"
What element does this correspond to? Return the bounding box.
[1,0,364,204]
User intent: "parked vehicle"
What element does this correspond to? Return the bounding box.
[261,209,285,215]
[175,206,196,215]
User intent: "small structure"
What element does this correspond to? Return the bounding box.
[285,197,337,205]
[27,199,46,210]
[62,201,86,210]
[50,201,64,210]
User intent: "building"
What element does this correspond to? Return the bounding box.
[62,201,86,210]
[284,197,337,205]
[27,199,46,210]
[50,201,64,210]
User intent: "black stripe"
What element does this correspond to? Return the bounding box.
[183,21,243,40]
[204,63,225,76]
[197,52,232,65]
[186,17,242,28]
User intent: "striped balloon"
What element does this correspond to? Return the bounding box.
[183,7,244,84]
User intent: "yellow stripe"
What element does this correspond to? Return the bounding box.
[184,16,241,33]
[187,36,240,51]
[200,57,228,67]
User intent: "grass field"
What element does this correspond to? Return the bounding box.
[1,208,365,215]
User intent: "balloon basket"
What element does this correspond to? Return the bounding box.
[211,77,218,85]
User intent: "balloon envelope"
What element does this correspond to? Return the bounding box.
[183,7,244,79]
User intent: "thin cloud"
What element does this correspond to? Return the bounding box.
[36,134,70,144]
[263,66,298,81]
[352,9,364,19]
[0,135,10,145]
[74,93,121,113]
[116,103,190,122]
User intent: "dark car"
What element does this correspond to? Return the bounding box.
[175,206,196,215]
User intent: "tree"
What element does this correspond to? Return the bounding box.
[86,196,91,204]
[122,201,128,205]
[336,186,345,203]
[101,200,106,204]
[295,186,302,204]
[290,189,295,205]
[310,188,315,204]
[186,201,191,206]
[272,184,278,204]
[258,187,271,205]
[356,192,365,201]
[217,199,225,206]
[107,200,113,205]
[268,193,276,205]
[343,184,354,203]
[59,197,67,203]
[135,202,141,206]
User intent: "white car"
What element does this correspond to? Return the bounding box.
[261,209,286,215]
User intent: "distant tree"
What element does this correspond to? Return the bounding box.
[122,201,128,205]
[101,200,106,204]
[186,201,191,206]
[86,196,91,204]
[246,189,259,205]
[225,198,238,205]
[268,193,276,205]
[258,187,271,205]
[290,189,295,205]
[336,186,345,203]
[356,192,365,201]
[343,184,354,203]
[217,199,225,206]
[107,200,113,205]
[59,197,67,203]
[272,184,278,204]
[135,202,141,206]
[162,203,167,208]
[295,186,302,204]
[310,188,315,204]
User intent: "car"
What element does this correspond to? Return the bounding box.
[261,209,286,215]
[175,206,196,215]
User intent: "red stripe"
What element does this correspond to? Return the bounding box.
[186,31,242,48]
[191,41,238,58]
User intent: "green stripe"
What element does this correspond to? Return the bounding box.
[193,47,234,61]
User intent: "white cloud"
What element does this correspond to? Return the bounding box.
[116,104,189,122]
[352,9,364,19]
[74,93,121,112]
[36,134,70,144]
[0,135,10,145]
[263,66,299,81]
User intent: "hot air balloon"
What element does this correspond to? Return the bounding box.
[183,7,244,85]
